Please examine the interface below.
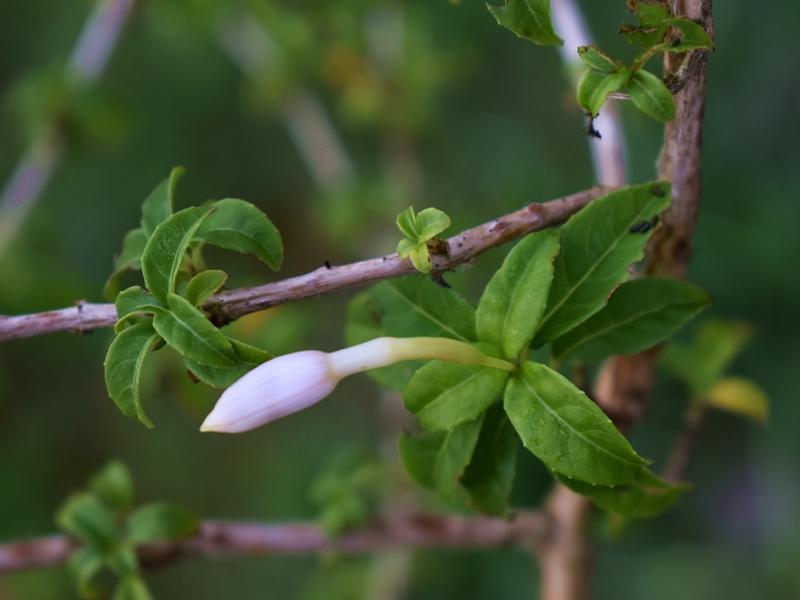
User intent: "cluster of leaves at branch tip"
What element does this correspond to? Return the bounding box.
[396,205,451,273]
[576,1,713,123]
[663,320,769,423]
[56,460,198,600]
[351,182,718,519]
[103,167,282,427]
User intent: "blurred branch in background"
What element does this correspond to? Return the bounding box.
[216,11,355,192]
[0,0,136,255]
[0,185,612,342]
[0,512,549,575]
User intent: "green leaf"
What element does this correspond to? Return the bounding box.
[396,206,418,240]
[404,356,509,431]
[462,404,518,516]
[628,69,676,122]
[126,503,199,543]
[68,546,106,599]
[533,183,671,345]
[112,576,153,600]
[551,277,710,362]
[664,18,714,52]
[399,416,484,502]
[415,207,451,240]
[476,230,560,358]
[487,0,563,46]
[504,362,647,485]
[114,286,165,332]
[637,3,670,26]
[184,269,227,307]
[185,338,271,388]
[557,468,689,519]
[398,239,432,273]
[194,198,283,270]
[152,293,237,368]
[620,4,669,48]
[141,167,184,236]
[704,377,768,423]
[56,493,118,550]
[89,461,134,512]
[106,543,138,577]
[104,228,148,301]
[141,206,213,302]
[662,320,752,394]
[104,322,161,427]
[577,69,629,117]
[577,45,619,72]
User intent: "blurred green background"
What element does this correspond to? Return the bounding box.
[1,0,798,598]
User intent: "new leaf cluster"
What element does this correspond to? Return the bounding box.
[103,168,282,427]
[347,183,712,520]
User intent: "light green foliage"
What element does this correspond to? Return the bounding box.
[395,206,451,273]
[664,17,714,52]
[104,229,149,301]
[152,294,238,368]
[310,450,383,536]
[185,338,272,389]
[461,405,518,516]
[577,45,619,72]
[663,320,769,423]
[404,357,509,431]
[103,322,161,427]
[114,286,165,333]
[534,183,671,345]
[558,468,690,519]
[487,0,563,46]
[141,206,213,302]
[56,461,196,600]
[141,167,184,236]
[628,69,676,122]
[504,362,647,485]
[476,230,560,359]
[551,277,710,362]
[184,269,227,307]
[194,198,283,270]
[577,69,630,118]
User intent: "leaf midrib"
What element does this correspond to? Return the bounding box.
[388,286,470,342]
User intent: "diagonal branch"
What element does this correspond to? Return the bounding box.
[0,511,550,575]
[0,186,613,343]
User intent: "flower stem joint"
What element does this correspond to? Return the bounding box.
[200,337,513,433]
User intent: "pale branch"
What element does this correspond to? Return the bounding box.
[0,511,550,575]
[0,186,612,343]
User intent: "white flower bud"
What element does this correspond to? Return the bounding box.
[201,337,514,434]
[200,351,338,433]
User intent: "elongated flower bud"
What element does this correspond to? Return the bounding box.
[201,337,513,433]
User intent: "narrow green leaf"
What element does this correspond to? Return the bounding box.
[462,405,518,516]
[664,18,714,52]
[185,338,271,388]
[557,468,689,519]
[126,503,199,544]
[56,493,118,550]
[152,294,237,368]
[68,546,106,599]
[104,322,161,427]
[194,198,283,270]
[184,269,227,307]
[628,69,676,122]
[404,356,509,431]
[414,208,451,241]
[704,377,768,423]
[399,416,485,502]
[504,362,647,485]
[487,0,563,46]
[662,320,752,394]
[90,461,134,512]
[577,69,629,117]
[533,182,671,345]
[114,286,165,332]
[476,230,560,358]
[551,277,710,362]
[396,206,418,240]
[104,228,148,300]
[407,243,432,273]
[112,576,153,600]
[637,3,670,26]
[141,167,184,236]
[141,206,212,302]
[106,544,138,577]
[576,45,619,72]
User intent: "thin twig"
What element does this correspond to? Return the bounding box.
[662,401,706,483]
[0,186,613,342]
[0,511,550,575]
